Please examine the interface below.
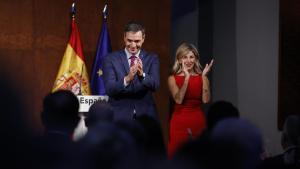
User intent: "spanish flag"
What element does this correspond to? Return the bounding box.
[52,10,91,95]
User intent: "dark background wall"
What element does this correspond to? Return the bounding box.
[278,0,300,130]
[0,0,171,143]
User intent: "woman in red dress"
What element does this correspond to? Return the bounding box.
[168,42,213,158]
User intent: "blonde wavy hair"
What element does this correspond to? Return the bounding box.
[172,42,202,74]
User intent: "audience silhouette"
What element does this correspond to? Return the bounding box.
[76,122,138,169]
[136,115,166,158]
[206,100,240,130]
[0,75,288,169]
[33,90,80,169]
[261,115,300,169]
[211,118,264,169]
[85,100,114,127]
[172,100,240,169]
[0,75,34,169]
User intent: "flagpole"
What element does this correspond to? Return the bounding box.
[78,63,84,95]
[103,3,108,19]
[90,3,112,95]
[70,2,82,95]
[71,2,76,19]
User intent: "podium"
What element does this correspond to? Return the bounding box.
[73,95,109,141]
[77,95,109,112]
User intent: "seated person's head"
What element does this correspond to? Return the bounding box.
[135,115,166,155]
[85,100,114,127]
[211,118,263,169]
[281,114,300,165]
[115,120,146,149]
[281,114,300,148]
[41,90,79,133]
[78,122,137,169]
[207,100,239,130]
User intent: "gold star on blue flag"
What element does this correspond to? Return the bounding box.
[97,69,103,76]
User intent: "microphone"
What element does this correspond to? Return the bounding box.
[187,128,193,140]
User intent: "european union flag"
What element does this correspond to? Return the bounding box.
[90,4,112,95]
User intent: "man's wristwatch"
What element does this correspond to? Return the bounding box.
[141,73,146,80]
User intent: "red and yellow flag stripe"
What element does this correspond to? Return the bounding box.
[52,19,91,95]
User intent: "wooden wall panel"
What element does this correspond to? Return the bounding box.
[0,0,171,143]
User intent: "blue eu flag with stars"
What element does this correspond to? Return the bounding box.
[90,5,112,95]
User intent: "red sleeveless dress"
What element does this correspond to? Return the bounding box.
[168,75,206,157]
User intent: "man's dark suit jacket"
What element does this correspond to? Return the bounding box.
[103,49,160,121]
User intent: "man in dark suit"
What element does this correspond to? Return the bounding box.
[33,90,80,169]
[103,21,160,121]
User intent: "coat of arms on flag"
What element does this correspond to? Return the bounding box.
[52,3,91,95]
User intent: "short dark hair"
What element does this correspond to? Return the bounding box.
[41,90,79,130]
[86,100,114,127]
[282,115,300,146]
[207,100,239,130]
[124,21,145,36]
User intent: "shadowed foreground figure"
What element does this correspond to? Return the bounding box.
[0,75,34,169]
[41,90,80,135]
[33,90,80,169]
[115,119,146,153]
[172,100,240,169]
[136,115,166,158]
[211,118,263,169]
[85,100,114,127]
[76,122,139,169]
[206,100,239,130]
[261,115,300,169]
[72,100,114,141]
